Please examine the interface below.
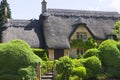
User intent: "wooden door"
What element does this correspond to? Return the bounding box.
[54,49,64,60]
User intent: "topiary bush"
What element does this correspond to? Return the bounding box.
[0,39,43,80]
[69,75,82,80]
[80,56,102,78]
[83,48,99,58]
[73,59,83,67]
[72,66,86,78]
[55,56,75,80]
[98,40,120,76]
[98,40,120,66]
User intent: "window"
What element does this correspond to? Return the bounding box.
[108,35,114,40]
[77,49,85,55]
[77,32,87,41]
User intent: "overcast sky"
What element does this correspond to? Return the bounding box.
[6,0,120,19]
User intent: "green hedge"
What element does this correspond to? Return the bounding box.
[69,75,82,80]
[0,39,43,80]
[32,48,48,61]
[41,61,54,75]
[98,40,120,76]
[83,48,99,58]
[55,56,75,80]
[72,66,86,78]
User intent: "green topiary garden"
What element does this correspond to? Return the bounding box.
[0,39,43,80]
[1,39,120,80]
[98,40,120,77]
[55,39,120,80]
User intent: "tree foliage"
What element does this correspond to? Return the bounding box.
[0,0,11,26]
[113,20,120,40]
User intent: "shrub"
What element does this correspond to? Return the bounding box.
[73,59,83,67]
[116,42,120,50]
[98,40,120,76]
[69,75,82,80]
[98,40,120,66]
[41,61,54,75]
[72,66,86,78]
[55,74,63,80]
[0,39,43,80]
[80,56,102,78]
[32,48,48,61]
[83,48,99,58]
[55,56,75,80]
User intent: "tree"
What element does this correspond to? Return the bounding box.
[113,20,120,40]
[0,0,11,26]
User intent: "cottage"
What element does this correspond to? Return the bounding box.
[1,0,120,60]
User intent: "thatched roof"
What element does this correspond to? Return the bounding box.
[74,17,119,39]
[42,9,120,49]
[43,15,73,49]
[1,8,120,49]
[1,19,45,48]
[47,9,120,18]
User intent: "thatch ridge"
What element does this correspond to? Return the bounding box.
[2,8,120,49]
[2,19,39,27]
[47,9,120,19]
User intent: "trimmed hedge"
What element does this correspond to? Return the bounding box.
[0,39,43,80]
[32,48,48,61]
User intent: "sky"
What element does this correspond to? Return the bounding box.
[5,0,120,19]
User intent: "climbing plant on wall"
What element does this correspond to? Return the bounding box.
[70,37,97,50]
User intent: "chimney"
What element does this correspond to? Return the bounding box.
[41,0,47,13]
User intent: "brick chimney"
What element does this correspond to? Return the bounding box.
[41,0,47,13]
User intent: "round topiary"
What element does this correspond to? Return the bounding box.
[98,40,120,76]
[83,48,99,58]
[72,66,86,78]
[80,56,102,78]
[98,40,120,66]
[0,39,43,80]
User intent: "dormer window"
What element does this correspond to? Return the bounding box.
[77,32,87,41]
[108,35,114,40]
